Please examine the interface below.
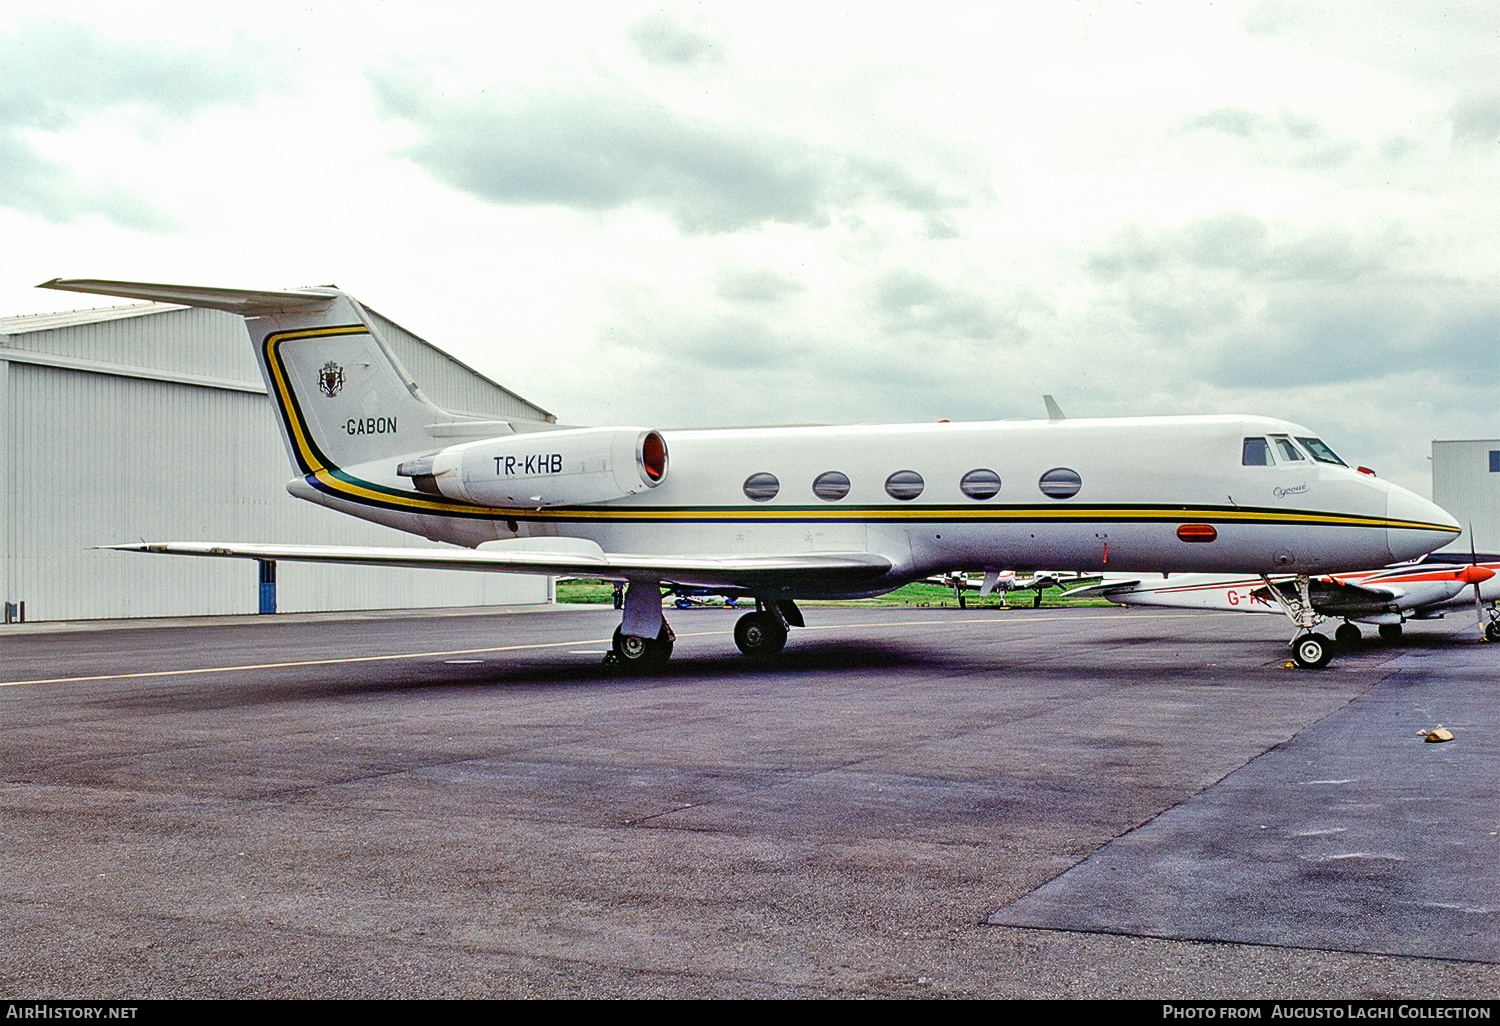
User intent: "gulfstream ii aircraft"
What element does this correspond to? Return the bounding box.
[42,278,1461,670]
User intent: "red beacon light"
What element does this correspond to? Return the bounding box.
[1356,466,1377,477]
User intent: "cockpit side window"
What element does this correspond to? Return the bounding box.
[1295,437,1347,466]
[1242,437,1273,466]
[1271,436,1305,462]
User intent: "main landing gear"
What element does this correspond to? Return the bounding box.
[733,599,803,661]
[611,623,674,670]
[1478,599,1500,642]
[734,611,787,660]
[607,584,804,671]
[607,581,676,672]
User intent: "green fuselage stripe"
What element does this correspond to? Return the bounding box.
[263,327,1459,536]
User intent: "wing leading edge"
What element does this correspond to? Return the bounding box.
[99,541,893,593]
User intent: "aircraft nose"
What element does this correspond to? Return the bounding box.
[1386,485,1461,562]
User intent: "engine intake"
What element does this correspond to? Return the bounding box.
[397,427,668,508]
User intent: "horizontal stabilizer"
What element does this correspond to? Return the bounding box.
[98,541,892,591]
[39,278,336,316]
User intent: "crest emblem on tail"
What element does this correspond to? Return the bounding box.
[318,361,344,398]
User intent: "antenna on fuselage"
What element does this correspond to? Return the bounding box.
[1043,395,1065,421]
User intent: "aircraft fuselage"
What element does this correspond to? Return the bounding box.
[299,414,1448,597]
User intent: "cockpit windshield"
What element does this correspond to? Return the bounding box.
[1295,437,1348,466]
[1271,436,1305,462]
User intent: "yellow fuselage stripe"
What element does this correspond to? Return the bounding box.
[264,327,1458,535]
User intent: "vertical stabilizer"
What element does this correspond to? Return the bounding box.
[38,278,456,478]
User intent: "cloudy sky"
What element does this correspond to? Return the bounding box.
[1,1,1497,496]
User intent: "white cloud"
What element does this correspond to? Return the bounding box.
[0,1,1496,499]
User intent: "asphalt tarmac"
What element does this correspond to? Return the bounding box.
[0,603,1497,999]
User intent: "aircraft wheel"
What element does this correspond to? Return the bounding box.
[1486,622,1500,643]
[612,625,673,671]
[1334,622,1362,647]
[1378,623,1403,641]
[1292,632,1333,669]
[734,612,788,660]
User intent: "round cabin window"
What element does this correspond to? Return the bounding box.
[812,471,851,501]
[884,470,924,501]
[1038,467,1081,499]
[743,472,780,502]
[960,469,1001,500]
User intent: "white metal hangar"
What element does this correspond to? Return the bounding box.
[1432,439,1500,556]
[0,298,556,621]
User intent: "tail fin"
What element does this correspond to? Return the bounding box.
[39,278,459,478]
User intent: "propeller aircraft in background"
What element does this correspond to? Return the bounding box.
[933,570,1095,608]
[1066,553,1499,667]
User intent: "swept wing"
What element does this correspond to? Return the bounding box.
[99,540,892,594]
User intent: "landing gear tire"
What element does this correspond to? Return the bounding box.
[1334,622,1362,647]
[1292,632,1333,669]
[1486,622,1500,643]
[1378,623,1403,641]
[612,625,674,671]
[734,612,788,660]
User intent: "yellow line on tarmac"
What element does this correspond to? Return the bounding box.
[0,611,1222,688]
[0,637,621,688]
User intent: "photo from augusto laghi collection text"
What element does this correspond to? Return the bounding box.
[1162,1005,1495,1020]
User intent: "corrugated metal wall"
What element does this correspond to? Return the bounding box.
[1432,440,1500,556]
[1,305,261,383]
[1,303,556,621]
[0,303,556,422]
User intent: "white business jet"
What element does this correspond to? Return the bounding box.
[41,279,1461,670]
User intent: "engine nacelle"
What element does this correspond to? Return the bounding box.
[397,427,668,508]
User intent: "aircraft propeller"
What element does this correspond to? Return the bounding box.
[1456,525,1495,635]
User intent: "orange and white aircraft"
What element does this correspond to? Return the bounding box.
[1066,555,1499,666]
[40,278,1462,671]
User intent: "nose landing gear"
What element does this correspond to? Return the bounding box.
[1292,631,1333,669]
[1263,573,1337,669]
